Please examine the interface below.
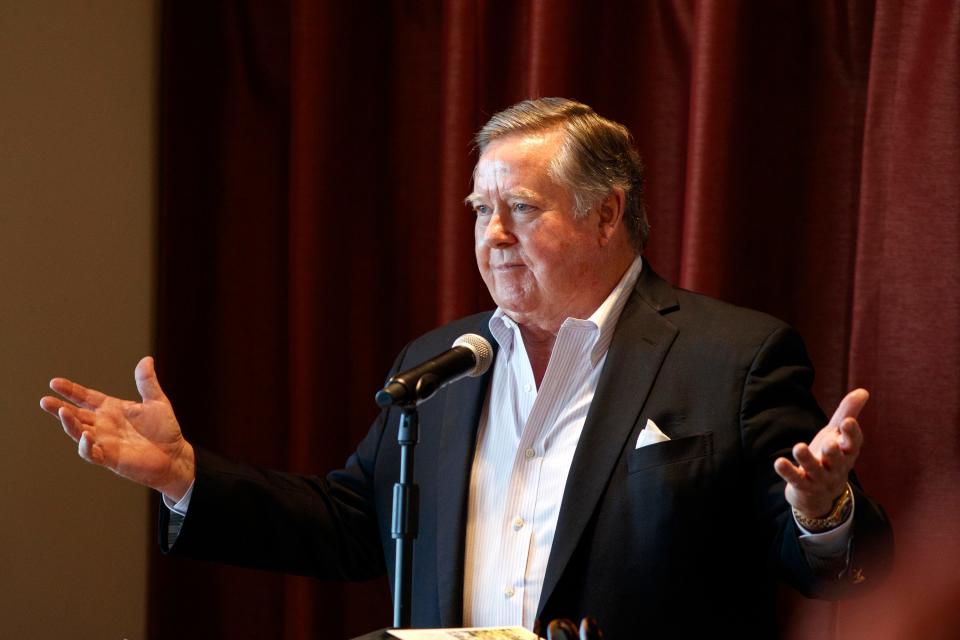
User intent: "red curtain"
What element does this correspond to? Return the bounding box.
[153,1,960,638]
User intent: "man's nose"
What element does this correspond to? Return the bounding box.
[484,211,515,247]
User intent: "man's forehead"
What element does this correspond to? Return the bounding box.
[473,157,536,183]
[471,133,562,190]
[470,161,552,198]
[481,129,564,160]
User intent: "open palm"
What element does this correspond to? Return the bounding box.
[40,356,195,500]
[774,388,867,518]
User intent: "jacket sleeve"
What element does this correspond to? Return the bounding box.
[158,346,414,582]
[739,326,894,598]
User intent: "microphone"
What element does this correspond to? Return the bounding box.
[375,334,493,407]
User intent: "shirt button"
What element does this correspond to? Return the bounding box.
[523,383,534,393]
[504,586,515,598]
[524,448,535,459]
[513,517,525,531]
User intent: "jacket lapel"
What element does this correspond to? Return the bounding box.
[435,318,497,627]
[537,267,679,620]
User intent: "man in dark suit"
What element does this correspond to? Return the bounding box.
[42,98,892,637]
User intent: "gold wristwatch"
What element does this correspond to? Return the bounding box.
[793,483,853,533]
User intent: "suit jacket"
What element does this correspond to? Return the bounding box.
[163,265,893,638]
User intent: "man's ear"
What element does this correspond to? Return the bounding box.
[597,188,626,246]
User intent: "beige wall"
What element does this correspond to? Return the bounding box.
[0,1,156,637]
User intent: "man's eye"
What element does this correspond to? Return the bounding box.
[474,204,491,215]
[513,202,533,213]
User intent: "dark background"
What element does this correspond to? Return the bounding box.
[152,2,959,638]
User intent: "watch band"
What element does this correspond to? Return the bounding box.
[793,483,853,533]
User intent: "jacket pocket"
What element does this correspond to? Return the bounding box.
[626,431,714,474]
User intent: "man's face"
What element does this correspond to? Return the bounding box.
[469,130,610,333]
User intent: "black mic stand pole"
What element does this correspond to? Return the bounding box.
[391,405,419,629]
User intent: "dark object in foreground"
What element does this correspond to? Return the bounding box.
[543,616,604,640]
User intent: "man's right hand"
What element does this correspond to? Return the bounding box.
[40,356,195,501]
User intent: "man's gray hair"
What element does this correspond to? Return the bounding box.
[475,97,649,252]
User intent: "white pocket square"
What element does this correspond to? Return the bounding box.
[635,418,671,449]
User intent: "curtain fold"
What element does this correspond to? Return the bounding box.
[841,2,960,635]
[439,1,483,323]
[154,2,959,637]
[678,1,741,294]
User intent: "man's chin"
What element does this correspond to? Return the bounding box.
[496,304,539,327]
[491,292,533,314]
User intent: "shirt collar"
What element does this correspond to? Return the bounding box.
[488,255,644,366]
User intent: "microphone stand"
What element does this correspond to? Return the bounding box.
[378,335,492,629]
[391,405,419,629]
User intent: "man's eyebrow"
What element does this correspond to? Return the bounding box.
[464,188,542,207]
[505,187,539,200]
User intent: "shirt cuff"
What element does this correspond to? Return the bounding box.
[161,480,195,516]
[795,491,856,574]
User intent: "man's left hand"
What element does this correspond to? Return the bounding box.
[774,388,868,518]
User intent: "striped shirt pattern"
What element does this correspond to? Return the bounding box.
[462,257,645,629]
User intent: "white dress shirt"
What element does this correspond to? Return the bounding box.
[462,257,646,629]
